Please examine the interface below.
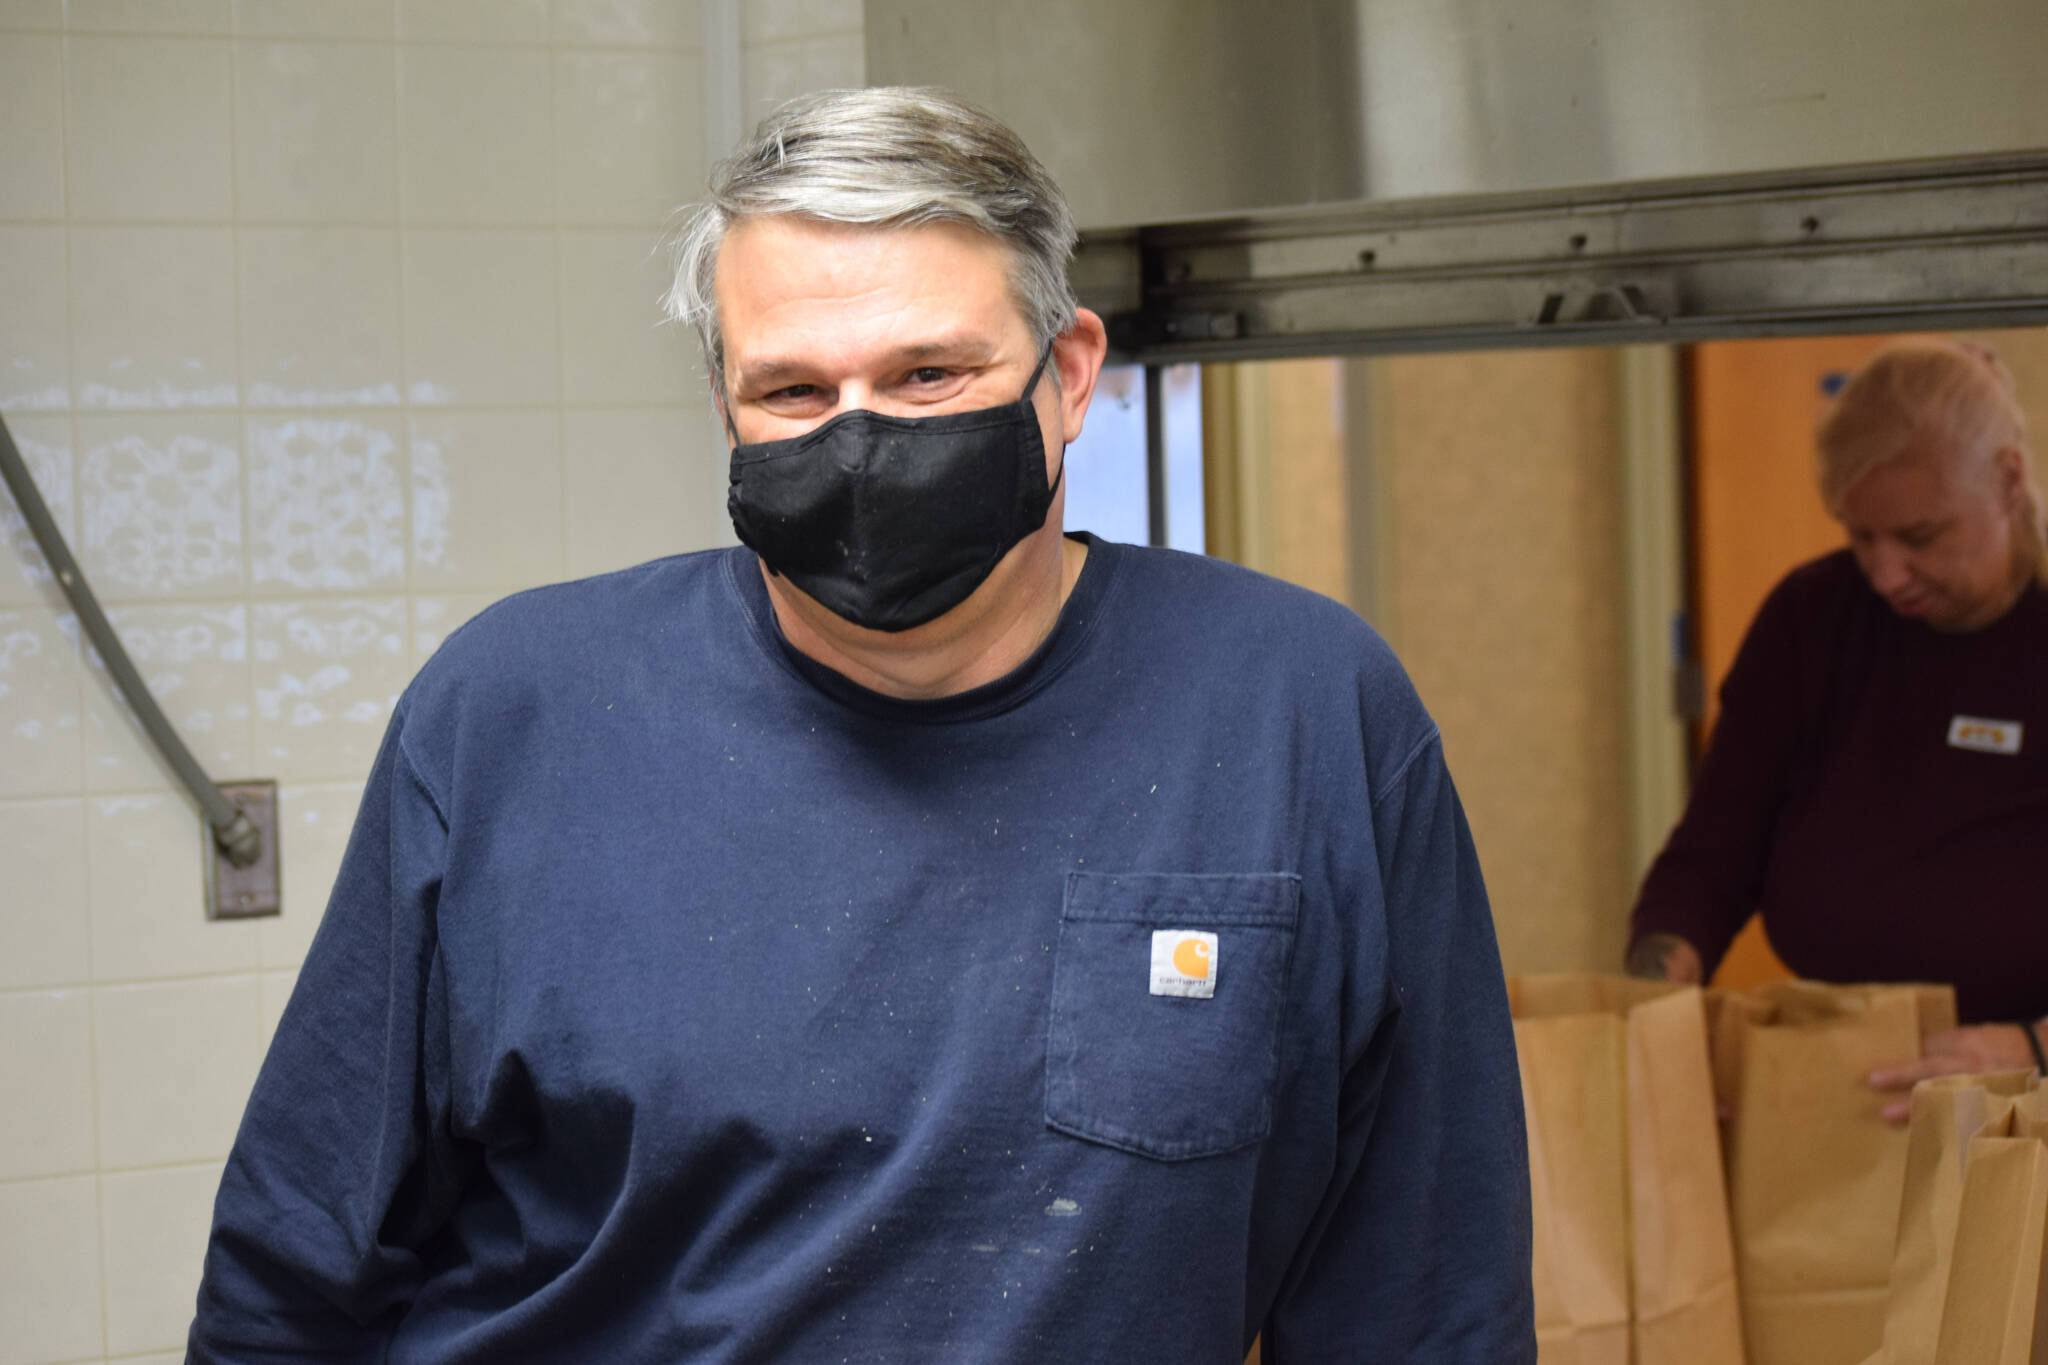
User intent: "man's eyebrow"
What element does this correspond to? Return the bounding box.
[732,358,813,391]
[733,339,1000,392]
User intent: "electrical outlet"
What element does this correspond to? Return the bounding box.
[206,779,281,920]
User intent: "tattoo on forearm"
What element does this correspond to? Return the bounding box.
[1627,932,1689,981]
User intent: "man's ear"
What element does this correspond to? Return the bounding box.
[1993,444,2027,511]
[1051,309,1111,447]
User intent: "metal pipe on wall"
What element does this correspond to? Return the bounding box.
[0,412,261,869]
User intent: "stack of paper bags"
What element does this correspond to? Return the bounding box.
[1857,1071,2048,1365]
[1708,982,1956,1365]
[1512,974,1745,1365]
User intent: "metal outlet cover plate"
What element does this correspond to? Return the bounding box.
[207,779,281,920]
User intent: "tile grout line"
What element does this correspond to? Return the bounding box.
[54,16,119,1357]
[54,19,88,820]
[0,1154,227,1185]
[224,17,258,811]
[0,774,366,802]
[393,27,416,636]
[16,399,702,413]
[6,24,704,53]
[0,963,303,999]
[4,217,680,229]
[552,32,572,584]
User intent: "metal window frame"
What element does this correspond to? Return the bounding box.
[1081,152,2048,366]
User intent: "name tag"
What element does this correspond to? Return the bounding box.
[1948,715,2023,755]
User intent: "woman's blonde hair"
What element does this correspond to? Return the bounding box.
[1816,337,2046,585]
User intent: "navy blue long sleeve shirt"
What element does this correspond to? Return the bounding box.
[190,535,1533,1363]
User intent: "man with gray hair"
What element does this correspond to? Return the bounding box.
[191,88,1533,1363]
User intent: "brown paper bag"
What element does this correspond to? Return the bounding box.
[1710,981,1957,1365]
[1878,1072,2035,1365]
[1932,1098,2048,1365]
[1513,975,1745,1365]
[1518,1002,1629,1365]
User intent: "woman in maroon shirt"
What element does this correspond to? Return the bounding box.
[1628,339,2048,1119]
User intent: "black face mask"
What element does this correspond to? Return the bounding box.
[725,346,1063,633]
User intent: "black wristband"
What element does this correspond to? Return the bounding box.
[2023,1020,2048,1076]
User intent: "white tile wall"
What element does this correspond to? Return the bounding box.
[250,597,410,781]
[553,0,697,48]
[232,39,399,222]
[0,225,72,411]
[0,1175,105,1365]
[398,0,549,44]
[70,228,240,410]
[560,228,695,403]
[0,1,62,32]
[555,49,703,224]
[0,989,97,1179]
[743,0,859,43]
[82,603,254,793]
[68,0,231,34]
[245,412,408,589]
[0,607,83,799]
[0,35,64,221]
[409,409,565,588]
[401,229,562,405]
[65,36,234,221]
[0,1,852,1356]
[399,44,555,224]
[0,414,71,604]
[75,413,246,598]
[563,403,727,576]
[94,977,264,1169]
[99,1162,226,1355]
[88,794,260,981]
[234,0,395,41]
[742,27,862,115]
[238,229,405,408]
[0,798,89,990]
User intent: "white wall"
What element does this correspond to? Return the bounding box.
[0,2,862,1360]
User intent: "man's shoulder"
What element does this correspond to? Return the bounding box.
[1103,539,1373,627]
[1100,541,1433,774]
[408,547,740,706]
[1105,540,1403,679]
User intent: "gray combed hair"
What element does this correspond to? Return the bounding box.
[664,87,1079,396]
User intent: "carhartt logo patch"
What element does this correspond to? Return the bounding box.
[1150,930,1217,999]
[1948,715,2023,755]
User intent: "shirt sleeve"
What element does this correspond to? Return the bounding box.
[187,704,471,1360]
[1264,735,1536,1364]
[1628,569,1822,976]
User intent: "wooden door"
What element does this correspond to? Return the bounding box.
[1685,333,1901,987]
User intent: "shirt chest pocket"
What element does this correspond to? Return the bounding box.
[1044,871,1301,1161]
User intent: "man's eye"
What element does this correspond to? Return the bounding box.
[766,384,819,402]
[906,367,951,385]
